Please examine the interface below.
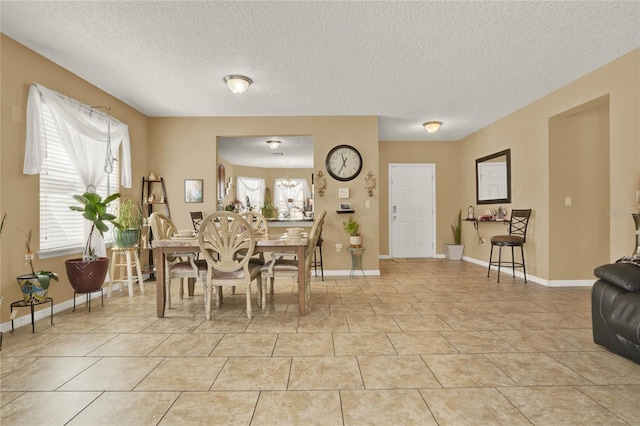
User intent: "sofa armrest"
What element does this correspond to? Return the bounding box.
[594,263,640,292]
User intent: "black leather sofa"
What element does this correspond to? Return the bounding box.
[592,262,640,364]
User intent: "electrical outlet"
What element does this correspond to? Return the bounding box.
[335,243,342,252]
[565,196,572,206]
[365,200,371,208]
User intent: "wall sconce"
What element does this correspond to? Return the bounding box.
[364,171,376,197]
[223,75,252,94]
[266,140,281,150]
[423,121,443,133]
[315,171,326,196]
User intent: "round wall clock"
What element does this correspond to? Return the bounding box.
[325,145,363,181]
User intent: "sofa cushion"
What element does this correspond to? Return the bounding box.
[609,292,640,345]
[594,263,640,292]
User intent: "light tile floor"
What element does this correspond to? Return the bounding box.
[2,259,640,425]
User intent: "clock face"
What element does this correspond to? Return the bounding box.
[325,145,363,181]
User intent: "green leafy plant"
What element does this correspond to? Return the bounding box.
[116,197,143,229]
[70,192,122,261]
[451,209,462,245]
[18,227,58,289]
[343,217,360,236]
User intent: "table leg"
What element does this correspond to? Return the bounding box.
[297,244,306,315]
[155,247,166,317]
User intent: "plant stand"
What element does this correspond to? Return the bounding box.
[348,247,366,277]
[10,297,54,333]
[74,288,104,312]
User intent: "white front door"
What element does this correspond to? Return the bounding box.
[389,164,435,258]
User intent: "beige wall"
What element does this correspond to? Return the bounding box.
[148,116,380,273]
[0,35,150,322]
[457,49,639,282]
[549,97,610,279]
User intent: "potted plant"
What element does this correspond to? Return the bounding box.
[65,192,122,293]
[444,209,464,260]
[16,228,59,302]
[343,217,362,247]
[113,197,143,248]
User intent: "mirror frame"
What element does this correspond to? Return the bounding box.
[475,149,511,205]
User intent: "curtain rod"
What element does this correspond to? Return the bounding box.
[31,82,118,124]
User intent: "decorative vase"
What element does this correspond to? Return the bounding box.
[633,214,640,256]
[17,274,48,302]
[113,228,140,248]
[444,244,465,260]
[65,257,110,293]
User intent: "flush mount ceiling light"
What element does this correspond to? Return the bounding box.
[423,121,443,133]
[266,140,281,150]
[223,75,252,94]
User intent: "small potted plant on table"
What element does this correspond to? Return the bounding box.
[16,228,58,302]
[113,197,143,248]
[65,192,121,293]
[343,217,362,247]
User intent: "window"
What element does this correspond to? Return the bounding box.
[38,102,119,257]
[236,176,266,211]
[273,178,311,216]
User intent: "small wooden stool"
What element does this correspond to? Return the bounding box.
[109,247,144,297]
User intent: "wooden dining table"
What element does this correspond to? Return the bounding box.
[152,235,308,318]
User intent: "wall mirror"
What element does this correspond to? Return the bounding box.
[476,148,511,204]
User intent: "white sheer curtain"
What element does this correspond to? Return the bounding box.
[24,83,132,187]
[236,176,266,211]
[273,178,311,215]
[24,83,132,258]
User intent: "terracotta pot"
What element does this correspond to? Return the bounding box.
[65,257,110,293]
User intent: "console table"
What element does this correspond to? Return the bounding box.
[464,218,510,244]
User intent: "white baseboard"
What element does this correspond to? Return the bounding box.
[462,256,595,287]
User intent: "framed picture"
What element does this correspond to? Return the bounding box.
[185,179,203,203]
[339,202,352,211]
[338,188,350,199]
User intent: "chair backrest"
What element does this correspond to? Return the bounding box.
[508,209,532,242]
[239,212,269,236]
[190,211,204,232]
[304,211,327,267]
[149,212,177,240]
[198,212,256,273]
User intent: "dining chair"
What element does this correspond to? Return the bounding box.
[149,212,207,309]
[190,211,204,233]
[239,211,270,264]
[487,209,532,283]
[198,212,263,320]
[260,210,326,307]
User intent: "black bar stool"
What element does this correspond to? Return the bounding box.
[312,234,324,281]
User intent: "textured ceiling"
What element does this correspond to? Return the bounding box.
[219,136,313,169]
[1,1,638,143]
